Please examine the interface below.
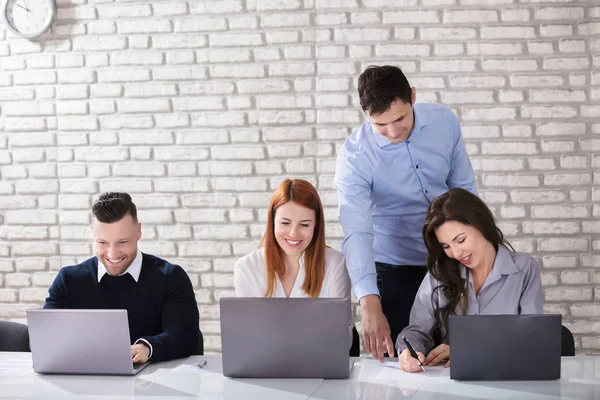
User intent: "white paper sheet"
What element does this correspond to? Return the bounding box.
[376,361,450,381]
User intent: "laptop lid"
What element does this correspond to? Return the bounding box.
[449,314,562,381]
[27,309,149,375]
[220,297,350,379]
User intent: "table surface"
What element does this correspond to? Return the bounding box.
[1,353,600,399]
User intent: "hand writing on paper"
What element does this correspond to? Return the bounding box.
[360,295,394,363]
[399,348,426,372]
[131,343,150,364]
[424,344,450,368]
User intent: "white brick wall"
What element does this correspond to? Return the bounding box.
[0,0,598,354]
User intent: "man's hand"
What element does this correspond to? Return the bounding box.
[398,348,425,372]
[360,295,394,362]
[131,343,150,364]
[424,344,450,368]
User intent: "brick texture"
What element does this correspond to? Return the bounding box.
[0,0,598,354]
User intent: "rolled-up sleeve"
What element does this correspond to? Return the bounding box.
[446,112,477,194]
[334,145,378,301]
[519,258,543,314]
[396,273,438,355]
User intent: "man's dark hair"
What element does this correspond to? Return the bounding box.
[92,192,138,223]
[358,65,412,116]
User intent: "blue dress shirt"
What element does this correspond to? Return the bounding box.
[334,103,476,301]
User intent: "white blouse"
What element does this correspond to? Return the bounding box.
[234,247,354,344]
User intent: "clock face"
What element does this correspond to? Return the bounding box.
[3,0,55,38]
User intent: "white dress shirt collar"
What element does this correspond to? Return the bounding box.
[97,249,143,283]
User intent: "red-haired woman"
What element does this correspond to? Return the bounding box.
[234,179,353,344]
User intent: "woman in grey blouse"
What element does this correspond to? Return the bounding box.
[398,188,543,372]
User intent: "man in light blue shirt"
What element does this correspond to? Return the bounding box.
[334,65,476,362]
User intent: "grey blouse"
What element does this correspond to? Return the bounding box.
[396,245,543,355]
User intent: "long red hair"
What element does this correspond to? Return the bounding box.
[259,179,326,297]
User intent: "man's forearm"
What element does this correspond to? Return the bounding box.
[359,294,382,311]
[342,232,378,300]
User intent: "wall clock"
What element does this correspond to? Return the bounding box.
[1,0,56,39]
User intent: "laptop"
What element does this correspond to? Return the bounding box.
[220,297,352,379]
[27,309,150,375]
[449,314,562,380]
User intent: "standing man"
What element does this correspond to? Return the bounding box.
[334,65,476,362]
[44,192,201,363]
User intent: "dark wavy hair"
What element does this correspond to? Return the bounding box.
[422,188,513,338]
[92,192,138,223]
[358,65,412,115]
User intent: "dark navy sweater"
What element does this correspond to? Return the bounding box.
[43,253,200,362]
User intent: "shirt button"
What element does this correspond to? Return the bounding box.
[425,190,428,194]
[415,165,419,169]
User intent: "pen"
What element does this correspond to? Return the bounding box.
[197,359,207,369]
[402,336,426,372]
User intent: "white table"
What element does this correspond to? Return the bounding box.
[1,353,600,399]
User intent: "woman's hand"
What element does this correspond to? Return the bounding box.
[398,348,425,372]
[424,344,450,368]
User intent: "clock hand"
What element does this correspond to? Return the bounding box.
[14,2,29,11]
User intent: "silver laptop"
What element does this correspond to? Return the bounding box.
[27,309,150,375]
[220,297,352,379]
[449,314,562,380]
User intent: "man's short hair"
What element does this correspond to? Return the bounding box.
[358,65,412,116]
[92,192,138,223]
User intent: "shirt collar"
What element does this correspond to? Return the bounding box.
[97,249,143,283]
[371,104,426,148]
[461,245,519,281]
[491,245,520,275]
